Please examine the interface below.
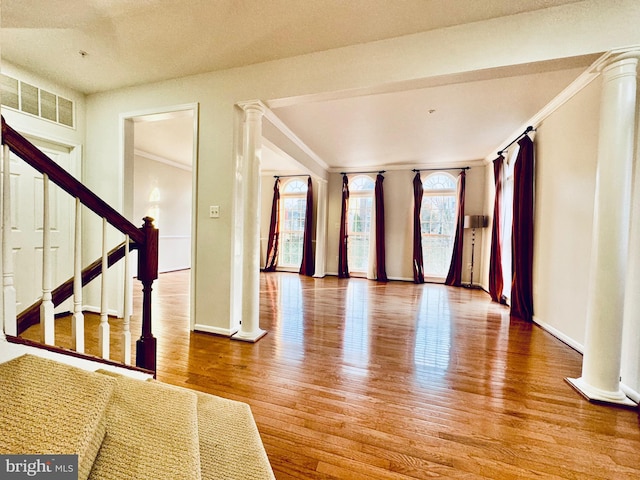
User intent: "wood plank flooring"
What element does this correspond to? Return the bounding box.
[22,271,640,479]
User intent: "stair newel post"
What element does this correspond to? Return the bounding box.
[136,216,158,373]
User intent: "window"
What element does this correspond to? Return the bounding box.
[421,173,457,278]
[347,175,375,273]
[278,179,308,268]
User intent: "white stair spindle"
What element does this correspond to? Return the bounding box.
[40,173,54,345]
[72,198,84,353]
[122,234,132,364]
[2,144,17,337]
[99,217,110,359]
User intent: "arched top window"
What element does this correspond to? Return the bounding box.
[423,173,456,192]
[420,171,457,279]
[278,177,308,268]
[350,175,375,192]
[282,178,308,194]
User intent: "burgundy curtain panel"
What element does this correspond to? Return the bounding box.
[338,174,350,278]
[445,170,466,286]
[510,135,535,321]
[299,176,315,276]
[374,174,388,282]
[489,156,504,303]
[264,178,280,272]
[412,172,425,284]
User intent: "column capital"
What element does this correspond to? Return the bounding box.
[597,50,640,74]
[237,100,266,116]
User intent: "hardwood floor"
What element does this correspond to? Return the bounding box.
[23,271,640,479]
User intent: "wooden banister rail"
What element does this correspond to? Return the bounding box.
[1,118,143,244]
[2,117,157,373]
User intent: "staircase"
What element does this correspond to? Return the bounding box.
[0,354,275,479]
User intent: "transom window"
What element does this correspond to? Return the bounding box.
[347,175,375,273]
[421,173,457,278]
[278,179,308,268]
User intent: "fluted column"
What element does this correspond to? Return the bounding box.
[313,178,328,278]
[232,101,267,342]
[567,52,639,407]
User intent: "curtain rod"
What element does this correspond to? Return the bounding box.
[497,126,535,156]
[412,166,469,173]
[340,170,386,175]
[273,174,310,178]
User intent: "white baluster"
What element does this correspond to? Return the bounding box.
[72,198,84,352]
[2,144,16,337]
[99,218,110,359]
[40,173,54,345]
[122,234,132,364]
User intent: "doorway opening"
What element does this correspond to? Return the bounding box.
[122,104,199,329]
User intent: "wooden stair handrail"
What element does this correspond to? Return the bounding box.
[2,117,158,373]
[1,117,143,244]
[16,242,138,335]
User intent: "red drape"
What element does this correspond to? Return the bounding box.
[489,156,505,303]
[338,174,350,278]
[299,177,315,276]
[510,135,535,321]
[264,178,280,272]
[374,173,388,282]
[445,170,466,286]
[412,172,425,284]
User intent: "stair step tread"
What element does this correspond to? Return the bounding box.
[195,391,275,480]
[0,354,116,480]
[89,373,201,480]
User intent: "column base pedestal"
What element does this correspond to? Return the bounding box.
[231,328,267,343]
[566,377,637,408]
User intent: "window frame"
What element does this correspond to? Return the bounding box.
[277,178,308,270]
[420,172,457,280]
[346,175,375,275]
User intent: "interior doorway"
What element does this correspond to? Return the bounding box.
[121,104,198,327]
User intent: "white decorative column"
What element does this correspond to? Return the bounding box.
[232,101,267,342]
[567,53,639,407]
[313,178,328,278]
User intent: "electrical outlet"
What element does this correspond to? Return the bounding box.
[209,205,220,218]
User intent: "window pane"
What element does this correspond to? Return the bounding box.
[421,173,457,277]
[278,183,307,268]
[347,193,373,273]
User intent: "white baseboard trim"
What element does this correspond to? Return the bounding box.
[82,305,121,318]
[387,276,415,282]
[534,316,640,404]
[193,324,238,337]
[621,383,640,404]
[532,315,584,353]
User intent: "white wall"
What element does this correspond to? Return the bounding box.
[133,153,191,273]
[81,0,640,336]
[532,79,601,348]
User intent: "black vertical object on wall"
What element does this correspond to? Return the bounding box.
[299,176,315,276]
[445,170,466,286]
[412,172,425,284]
[510,135,535,321]
[338,174,350,278]
[489,155,505,303]
[264,178,280,272]
[374,173,388,282]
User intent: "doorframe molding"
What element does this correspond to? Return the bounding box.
[119,102,200,330]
